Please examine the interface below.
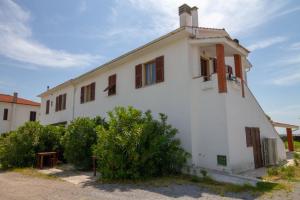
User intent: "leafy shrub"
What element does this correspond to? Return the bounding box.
[62,118,98,170]
[93,106,190,180]
[267,167,280,176]
[0,122,63,169]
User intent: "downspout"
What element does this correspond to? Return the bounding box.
[71,80,76,121]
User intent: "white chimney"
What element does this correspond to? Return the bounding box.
[191,6,198,27]
[13,92,18,103]
[179,4,192,27]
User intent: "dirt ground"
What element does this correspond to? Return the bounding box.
[0,171,299,200]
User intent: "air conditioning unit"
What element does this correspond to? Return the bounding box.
[262,138,278,166]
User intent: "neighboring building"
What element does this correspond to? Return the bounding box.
[0,92,40,134]
[38,4,287,174]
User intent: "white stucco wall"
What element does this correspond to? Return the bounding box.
[39,36,286,173]
[225,79,286,173]
[0,102,40,134]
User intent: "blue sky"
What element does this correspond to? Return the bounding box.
[0,0,299,128]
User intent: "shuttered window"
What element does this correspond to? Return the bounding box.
[80,82,96,103]
[3,108,8,120]
[135,55,164,89]
[29,111,37,121]
[55,93,67,112]
[245,127,253,147]
[201,57,210,81]
[135,64,142,88]
[46,100,50,114]
[104,74,117,96]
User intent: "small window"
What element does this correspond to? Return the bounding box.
[29,111,36,121]
[55,93,67,112]
[3,108,8,120]
[104,74,117,96]
[144,61,156,85]
[217,155,227,166]
[81,82,95,104]
[46,100,50,114]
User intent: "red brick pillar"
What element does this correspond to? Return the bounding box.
[286,128,294,152]
[216,44,227,93]
[234,54,245,97]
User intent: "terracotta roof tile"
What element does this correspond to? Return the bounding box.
[0,94,40,106]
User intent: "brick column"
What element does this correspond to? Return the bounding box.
[286,128,294,152]
[216,44,227,93]
[234,54,245,97]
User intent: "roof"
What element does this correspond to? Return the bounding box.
[0,94,40,106]
[38,26,249,97]
[272,121,299,129]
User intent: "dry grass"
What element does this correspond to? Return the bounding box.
[11,168,60,180]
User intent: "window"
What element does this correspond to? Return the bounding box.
[135,56,164,88]
[145,61,156,85]
[104,74,117,96]
[3,108,8,120]
[80,82,95,103]
[227,65,233,79]
[201,57,210,81]
[212,58,217,73]
[46,100,50,114]
[55,93,67,112]
[217,155,227,166]
[29,111,36,121]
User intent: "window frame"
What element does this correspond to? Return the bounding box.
[80,82,96,104]
[46,100,50,115]
[3,108,8,121]
[144,60,157,86]
[55,93,67,112]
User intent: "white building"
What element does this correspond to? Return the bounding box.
[0,92,40,134]
[38,4,286,174]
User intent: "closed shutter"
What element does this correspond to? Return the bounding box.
[55,96,59,111]
[80,86,85,104]
[59,95,63,111]
[46,100,50,114]
[63,94,67,110]
[135,64,142,88]
[30,111,36,121]
[90,82,95,101]
[156,56,164,83]
[245,127,253,147]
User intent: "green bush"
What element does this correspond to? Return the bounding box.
[0,122,63,169]
[93,106,190,180]
[62,118,98,170]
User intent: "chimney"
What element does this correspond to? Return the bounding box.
[13,92,18,103]
[179,4,192,27]
[191,6,198,27]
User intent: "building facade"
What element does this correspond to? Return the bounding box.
[38,4,286,173]
[0,93,40,134]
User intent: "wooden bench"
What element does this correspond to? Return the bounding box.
[36,152,58,169]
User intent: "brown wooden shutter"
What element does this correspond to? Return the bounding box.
[59,95,63,111]
[46,100,50,114]
[135,64,142,88]
[80,86,85,104]
[63,94,67,110]
[55,96,59,111]
[245,127,253,147]
[90,82,95,101]
[156,56,164,83]
[108,74,117,95]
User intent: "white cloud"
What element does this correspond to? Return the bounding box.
[123,0,292,35]
[247,37,287,51]
[78,0,87,13]
[289,42,300,50]
[0,0,99,68]
[272,72,300,86]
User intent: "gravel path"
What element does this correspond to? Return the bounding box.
[0,172,298,200]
